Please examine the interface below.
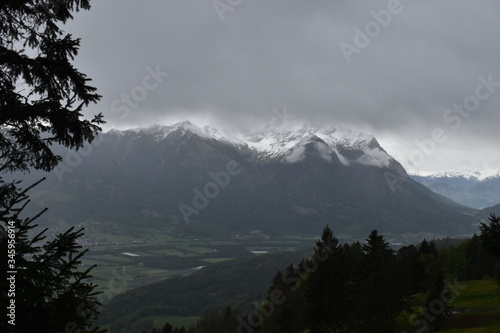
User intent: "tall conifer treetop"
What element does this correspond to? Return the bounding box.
[0,0,103,172]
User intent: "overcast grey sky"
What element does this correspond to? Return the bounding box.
[66,0,500,172]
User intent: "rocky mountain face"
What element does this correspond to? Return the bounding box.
[411,170,500,209]
[20,121,478,239]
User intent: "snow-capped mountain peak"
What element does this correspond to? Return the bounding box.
[109,121,397,168]
[240,123,390,166]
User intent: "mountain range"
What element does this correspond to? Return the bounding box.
[411,169,500,209]
[19,121,482,239]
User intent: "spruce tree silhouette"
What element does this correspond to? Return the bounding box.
[0,1,104,332]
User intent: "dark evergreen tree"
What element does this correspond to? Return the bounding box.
[465,235,495,280]
[340,241,364,330]
[479,214,500,259]
[260,270,291,333]
[0,179,104,332]
[418,240,439,292]
[479,214,500,284]
[0,0,104,332]
[260,240,311,332]
[260,264,307,333]
[162,322,174,333]
[355,230,405,333]
[304,225,349,333]
[0,0,103,173]
[417,239,435,291]
[418,241,449,331]
[396,245,421,295]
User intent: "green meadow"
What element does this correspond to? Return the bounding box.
[441,279,500,332]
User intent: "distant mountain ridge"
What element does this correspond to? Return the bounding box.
[412,169,500,181]
[23,121,478,239]
[410,169,500,209]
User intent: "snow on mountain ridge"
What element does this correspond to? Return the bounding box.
[109,122,394,167]
[316,124,375,148]
[120,121,225,143]
[242,124,377,160]
[412,169,500,181]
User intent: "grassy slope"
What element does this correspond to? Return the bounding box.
[441,279,500,332]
